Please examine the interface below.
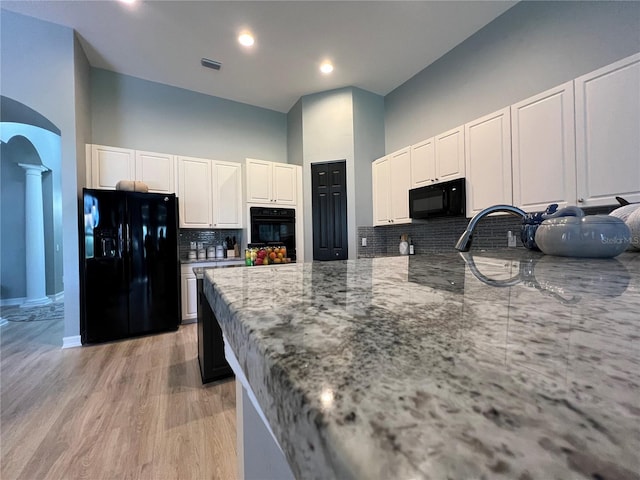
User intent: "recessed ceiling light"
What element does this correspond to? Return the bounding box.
[118,0,136,4]
[320,62,334,74]
[238,33,255,47]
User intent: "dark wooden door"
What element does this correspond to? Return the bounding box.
[311,161,348,261]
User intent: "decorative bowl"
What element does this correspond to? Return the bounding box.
[535,215,631,258]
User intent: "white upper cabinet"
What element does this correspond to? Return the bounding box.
[410,128,463,189]
[89,145,176,193]
[511,81,576,212]
[246,158,297,205]
[246,158,272,203]
[372,156,391,225]
[465,107,512,217]
[272,163,297,204]
[435,126,465,182]
[410,138,436,188]
[135,150,177,194]
[178,156,243,229]
[178,156,213,228]
[575,53,640,206]
[389,148,412,224]
[372,147,412,226]
[212,161,242,228]
[90,145,135,190]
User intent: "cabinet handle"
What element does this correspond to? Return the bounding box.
[577,198,584,203]
[434,178,439,181]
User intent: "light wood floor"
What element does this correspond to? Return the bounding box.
[0,318,238,480]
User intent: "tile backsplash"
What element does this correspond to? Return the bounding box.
[179,229,243,258]
[357,205,616,257]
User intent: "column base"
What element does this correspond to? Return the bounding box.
[20,296,52,308]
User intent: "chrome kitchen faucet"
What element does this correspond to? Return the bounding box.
[455,204,526,251]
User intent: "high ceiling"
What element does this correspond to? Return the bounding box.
[1,1,517,113]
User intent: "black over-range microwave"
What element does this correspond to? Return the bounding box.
[409,178,466,219]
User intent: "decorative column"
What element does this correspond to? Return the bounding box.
[18,163,52,307]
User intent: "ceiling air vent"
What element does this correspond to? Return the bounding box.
[201,58,222,71]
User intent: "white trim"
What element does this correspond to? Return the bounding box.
[224,335,281,448]
[62,335,82,349]
[0,292,63,307]
[0,297,26,307]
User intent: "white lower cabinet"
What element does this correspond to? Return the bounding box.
[180,261,245,323]
[511,81,576,212]
[464,107,512,217]
[181,265,199,323]
[575,52,640,206]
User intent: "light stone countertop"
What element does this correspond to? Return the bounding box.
[203,250,640,480]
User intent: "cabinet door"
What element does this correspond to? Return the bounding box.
[435,126,465,181]
[389,147,412,223]
[410,138,436,188]
[246,158,273,203]
[575,53,640,206]
[212,161,243,228]
[178,156,213,228]
[135,150,176,194]
[372,157,391,225]
[511,81,576,212]
[91,145,135,190]
[181,272,198,322]
[465,108,512,217]
[273,163,297,205]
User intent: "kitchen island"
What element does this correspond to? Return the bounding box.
[202,250,639,480]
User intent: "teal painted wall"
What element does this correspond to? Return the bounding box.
[0,9,86,338]
[286,99,303,167]
[91,69,287,164]
[352,88,384,227]
[385,1,640,152]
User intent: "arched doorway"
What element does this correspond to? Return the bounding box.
[0,96,63,325]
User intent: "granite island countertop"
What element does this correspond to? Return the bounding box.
[203,250,640,480]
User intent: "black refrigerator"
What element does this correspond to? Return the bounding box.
[80,188,181,344]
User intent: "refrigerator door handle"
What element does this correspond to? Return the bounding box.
[118,224,124,256]
[125,223,131,254]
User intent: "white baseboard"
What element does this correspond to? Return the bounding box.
[62,335,82,349]
[1,292,63,306]
[0,297,26,307]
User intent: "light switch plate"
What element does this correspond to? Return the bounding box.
[361,237,367,247]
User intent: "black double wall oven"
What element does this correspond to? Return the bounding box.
[249,207,296,261]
